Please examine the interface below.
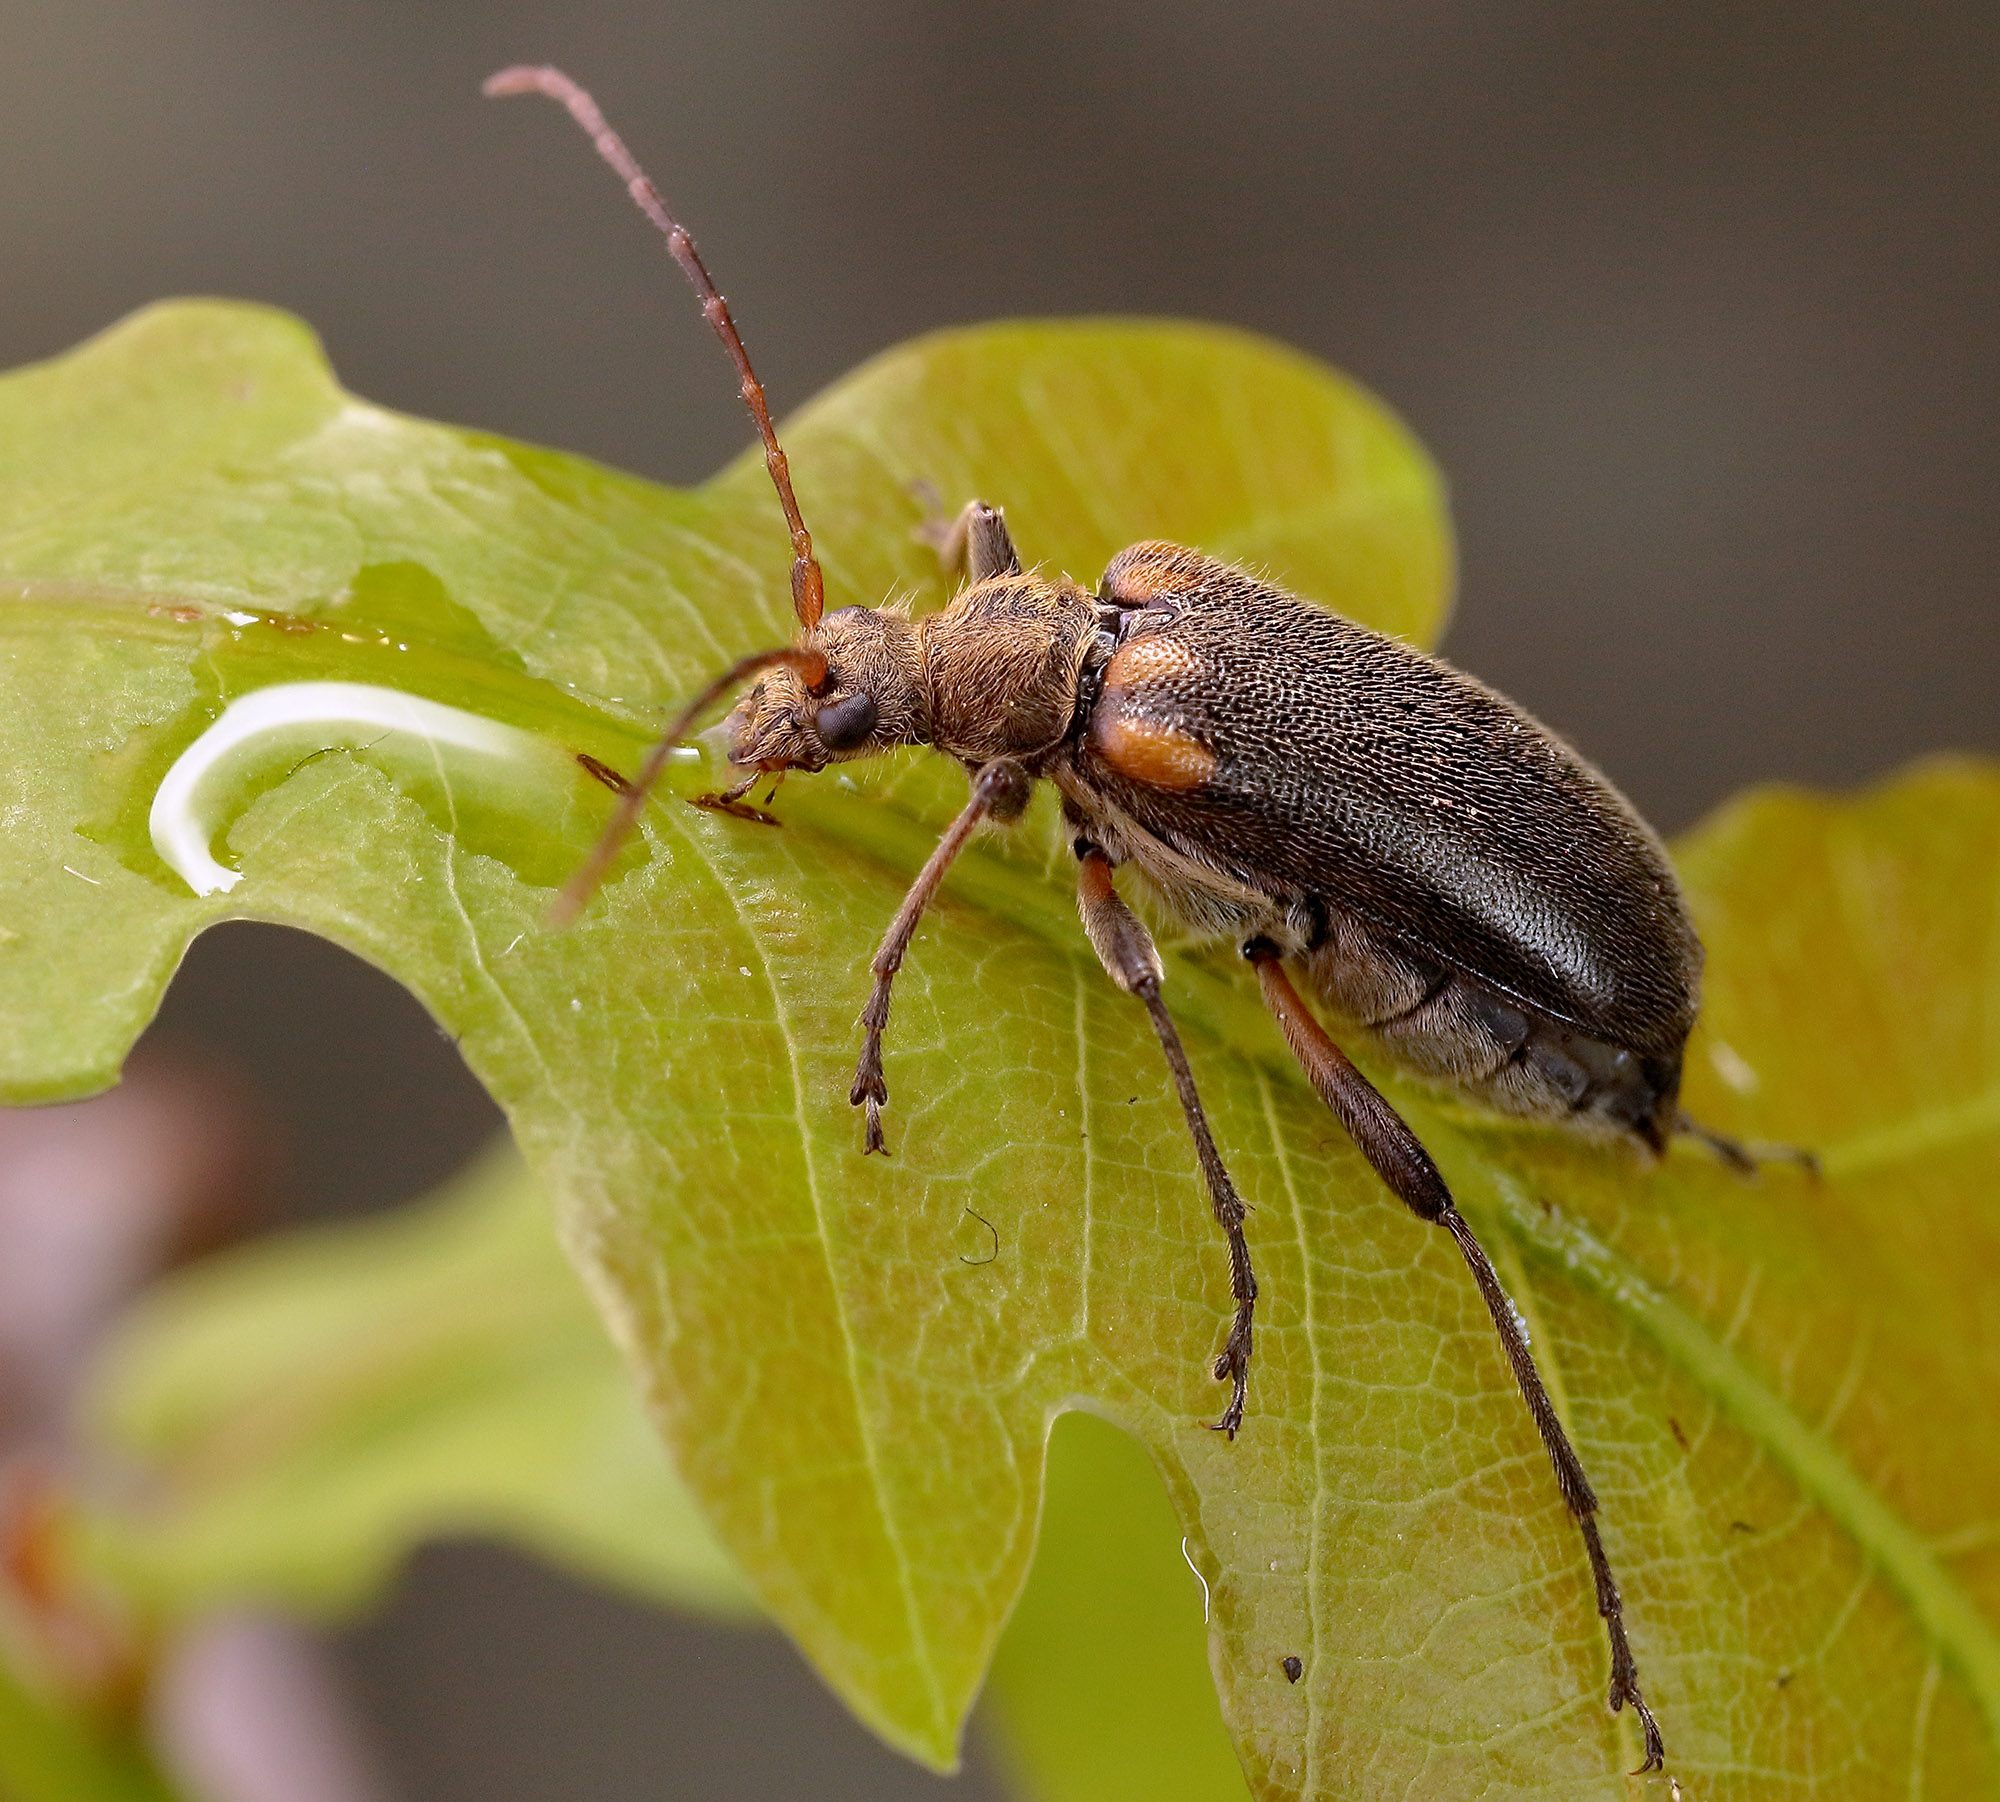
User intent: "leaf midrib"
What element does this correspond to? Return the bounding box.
[664,801,955,1759]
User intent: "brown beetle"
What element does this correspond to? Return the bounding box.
[486,63,1793,1775]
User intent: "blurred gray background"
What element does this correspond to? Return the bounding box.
[3,2,1996,1798]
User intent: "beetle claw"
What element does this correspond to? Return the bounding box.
[1208,1340,1249,1439]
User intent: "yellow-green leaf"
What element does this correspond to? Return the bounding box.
[85,1143,751,1622]
[5,301,1996,1799]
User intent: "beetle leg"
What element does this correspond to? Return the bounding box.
[1247,942,1666,1773]
[849,759,1030,1153]
[1076,845,1258,1437]
[917,497,1022,585]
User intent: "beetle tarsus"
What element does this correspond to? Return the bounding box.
[850,1021,891,1154]
[1585,1512,1667,1768]
[691,767,781,826]
[1209,1309,1253,1438]
[1622,1685,1666,1774]
[575,752,635,795]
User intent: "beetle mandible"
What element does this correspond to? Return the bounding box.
[485,63,1795,1775]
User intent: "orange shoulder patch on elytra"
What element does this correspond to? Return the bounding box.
[1090,714,1218,792]
[1103,634,1200,687]
[1101,543,1194,604]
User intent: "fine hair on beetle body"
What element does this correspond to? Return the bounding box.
[488,61,1813,1779]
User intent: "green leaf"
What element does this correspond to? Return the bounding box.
[84,1142,751,1622]
[3,302,1996,1798]
[0,298,1444,1771]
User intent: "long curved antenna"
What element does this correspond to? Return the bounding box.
[485,65,826,631]
[550,643,827,927]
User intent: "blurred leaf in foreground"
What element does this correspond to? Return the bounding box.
[1,301,1996,1797]
[85,1143,750,1623]
[0,1660,181,1802]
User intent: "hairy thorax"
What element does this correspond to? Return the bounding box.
[917,574,1103,765]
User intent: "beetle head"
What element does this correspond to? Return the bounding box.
[720,604,928,774]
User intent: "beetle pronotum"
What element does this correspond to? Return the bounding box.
[486,62,1798,1773]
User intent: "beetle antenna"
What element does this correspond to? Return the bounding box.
[484,64,826,631]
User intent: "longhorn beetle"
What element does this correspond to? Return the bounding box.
[487,63,1794,1774]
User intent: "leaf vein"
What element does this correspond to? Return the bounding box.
[1478,1169,2000,1757]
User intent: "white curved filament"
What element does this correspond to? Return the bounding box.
[1181,1537,1211,1623]
[150,681,541,896]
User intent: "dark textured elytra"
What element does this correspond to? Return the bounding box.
[483,66,1771,1777]
[1072,541,1701,1151]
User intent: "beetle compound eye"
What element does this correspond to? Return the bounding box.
[815,691,878,750]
